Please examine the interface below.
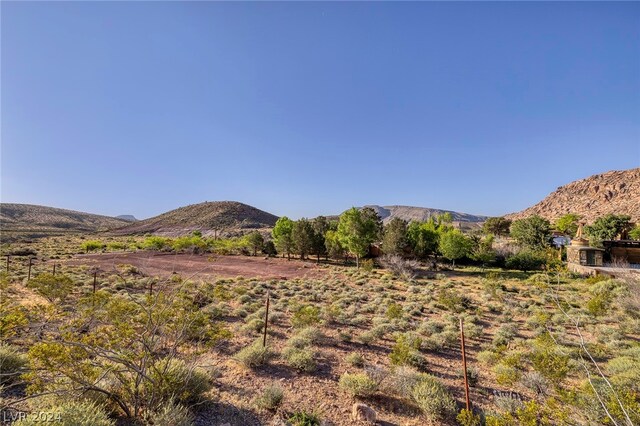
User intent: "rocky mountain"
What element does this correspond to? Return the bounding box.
[506,168,640,224]
[362,205,487,224]
[116,215,138,222]
[0,203,130,240]
[111,201,279,237]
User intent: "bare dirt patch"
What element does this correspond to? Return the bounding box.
[64,251,326,281]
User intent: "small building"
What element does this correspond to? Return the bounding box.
[567,223,604,270]
[602,240,640,265]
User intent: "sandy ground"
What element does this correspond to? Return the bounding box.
[64,251,327,281]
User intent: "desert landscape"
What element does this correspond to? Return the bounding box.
[1,169,640,426]
[2,2,639,425]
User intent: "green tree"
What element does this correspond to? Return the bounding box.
[510,216,552,250]
[471,235,496,268]
[272,217,295,260]
[81,240,104,253]
[505,250,546,272]
[438,230,472,268]
[585,214,632,246]
[630,225,640,241]
[482,217,512,237]
[311,216,330,261]
[292,218,314,260]
[336,208,380,268]
[407,221,439,258]
[246,231,264,256]
[324,229,345,261]
[382,218,408,255]
[555,213,581,237]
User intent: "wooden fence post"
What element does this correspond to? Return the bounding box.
[6,255,9,273]
[93,270,97,294]
[28,257,33,281]
[52,263,56,276]
[460,317,471,411]
[262,291,270,347]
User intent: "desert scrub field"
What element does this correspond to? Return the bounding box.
[0,236,639,425]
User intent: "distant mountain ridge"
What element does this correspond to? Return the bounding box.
[111,201,279,237]
[116,215,138,222]
[506,168,640,223]
[0,203,129,240]
[361,205,487,224]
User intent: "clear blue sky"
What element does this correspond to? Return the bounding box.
[2,2,639,220]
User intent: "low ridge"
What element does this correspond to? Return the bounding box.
[0,203,130,241]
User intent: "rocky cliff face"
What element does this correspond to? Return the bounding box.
[506,168,640,224]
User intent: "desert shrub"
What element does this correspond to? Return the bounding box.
[505,250,546,272]
[383,366,422,399]
[411,375,456,420]
[26,273,74,303]
[0,343,27,384]
[142,236,172,251]
[14,400,114,426]
[493,363,521,386]
[530,333,571,383]
[289,326,322,348]
[81,240,105,253]
[107,241,127,251]
[234,340,274,369]
[437,289,473,313]
[493,391,524,413]
[291,305,321,328]
[357,330,377,346]
[288,411,321,426]
[346,353,365,367]
[255,383,284,410]
[492,323,518,347]
[390,333,425,370]
[148,358,212,404]
[457,408,482,426]
[458,365,479,387]
[386,302,403,320]
[380,255,419,280]
[242,318,265,335]
[520,371,549,397]
[147,401,194,426]
[339,372,378,397]
[361,259,375,272]
[477,350,499,366]
[283,347,316,373]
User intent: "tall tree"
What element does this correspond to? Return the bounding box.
[585,214,632,246]
[483,217,512,237]
[510,216,552,250]
[246,231,264,256]
[336,207,380,268]
[555,214,581,237]
[292,218,314,260]
[311,216,330,261]
[324,229,345,262]
[272,216,294,260]
[382,217,408,255]
[407,221,439,258]
[438,230,472,268]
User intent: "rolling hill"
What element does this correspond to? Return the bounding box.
[111,201,279,237]
[0,203,130,241]
[506,168,640,223]
[361,205,487,224]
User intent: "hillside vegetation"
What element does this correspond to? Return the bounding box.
[111,201,279,237]
[0,203,129,241]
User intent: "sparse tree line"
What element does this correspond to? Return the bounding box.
[78,211,639,274]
